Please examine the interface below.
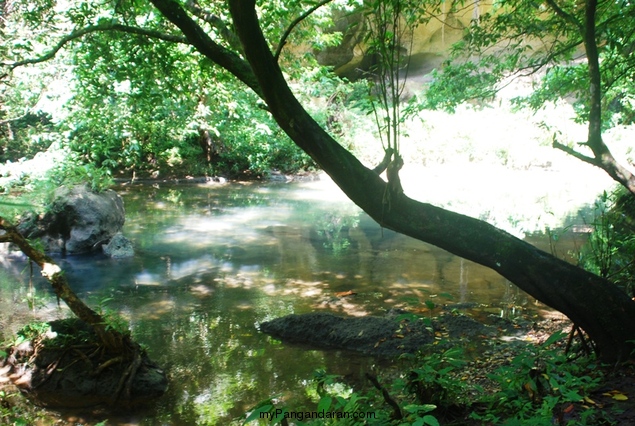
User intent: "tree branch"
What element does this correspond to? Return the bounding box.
[372,147,394,174]
[274,0,335,61]
[584,0,603,151]
[513,39,583,76]
[366,372,402,420]
[148,0,262,97]
[3,22,187,70]
[552,140,597,166]
[544,0,583,32]
[184,0,242,51]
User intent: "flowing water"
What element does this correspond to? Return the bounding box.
[0,175,595,425]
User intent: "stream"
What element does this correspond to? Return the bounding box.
[0,173,600,425]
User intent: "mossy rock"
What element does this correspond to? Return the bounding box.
[6,318,167,408]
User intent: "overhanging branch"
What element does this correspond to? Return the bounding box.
[274,0,335,60]
[184,0,242,51]
[3,22,187,70]
[552,140,597,166]
[544,0,583,32]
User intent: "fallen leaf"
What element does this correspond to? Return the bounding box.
[335,290,356,297]
[523,382,535,398]
[374,338,386,348]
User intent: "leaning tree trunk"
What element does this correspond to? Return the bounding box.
[0,217,129,353]
[149,0,635,362]
[226,0,635,363]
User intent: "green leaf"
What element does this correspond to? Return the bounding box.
[317,395,332,412]
[543,330,567,347]
[424,415,441,426]
[403,403,437,414]
[395,313,420,322]
[562,390,583,402]
[244,404,273,423]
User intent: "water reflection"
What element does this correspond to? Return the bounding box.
[0,178,574,425]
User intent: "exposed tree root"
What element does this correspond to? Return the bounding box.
[565,324,596,359]
[92,355,123,377]
[112,347,143,404]
[366,372,403,420]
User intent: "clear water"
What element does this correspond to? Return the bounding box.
[0,178,579,425]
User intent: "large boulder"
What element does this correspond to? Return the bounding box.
[18,185,126,254]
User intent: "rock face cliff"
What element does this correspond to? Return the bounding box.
[313,3,485,80]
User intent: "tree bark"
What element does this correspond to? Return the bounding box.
[582,0,635,195]
[151,0,635,362]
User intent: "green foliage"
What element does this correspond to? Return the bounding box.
[580,188,635,296]
[473,331,601,425]
[400,347,468,411]
[63,18,316,178]
[244,347,471,425]
[13,321,50,344]
[425,60,499,113]
[425,0,635,128]
[0,112,55,163]
[48,157,114,192]
[1,0,323,181]
[96,296,130,337]
[0,389,45,426]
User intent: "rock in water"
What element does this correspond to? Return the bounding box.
[259,312,434,357]
[18,185,125,254]
[103,232,134,258]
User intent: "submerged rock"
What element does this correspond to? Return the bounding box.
[18,185,125,254]
[103,232,134,258]
[260,311,522,357]
[259,312,435,357]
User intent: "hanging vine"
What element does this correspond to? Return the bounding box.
[363,0,422,203]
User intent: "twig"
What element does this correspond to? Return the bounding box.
[184,0,242,51]
[552,140,597,166]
